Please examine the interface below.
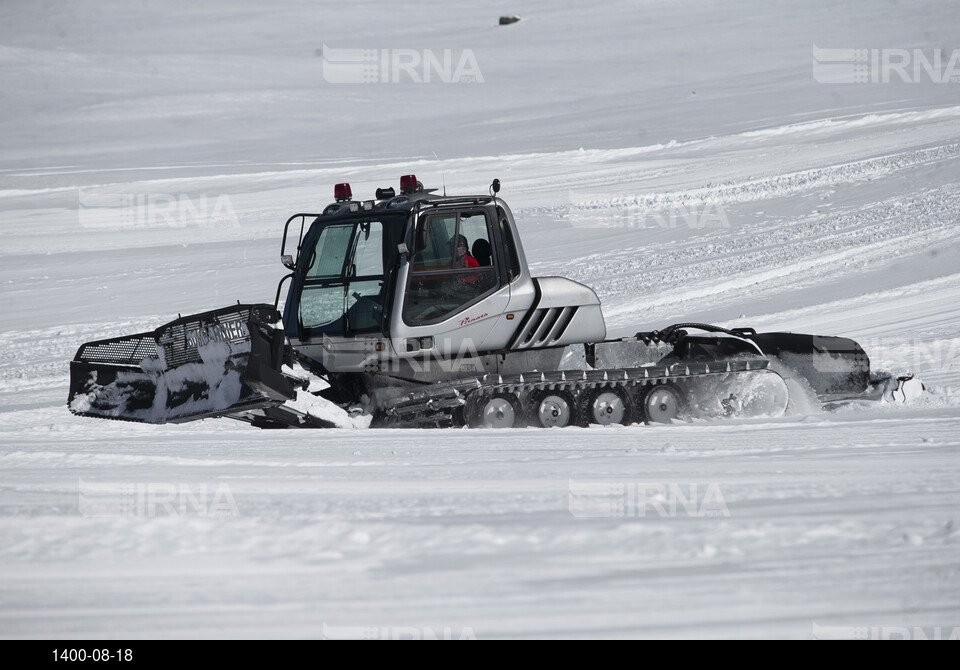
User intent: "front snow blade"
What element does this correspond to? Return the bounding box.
[68,304,295,424]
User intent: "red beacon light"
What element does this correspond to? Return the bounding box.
[334,183,352,202]
[399,174,419,194]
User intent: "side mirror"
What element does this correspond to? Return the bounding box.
[490,178,501,195]
[281,254,295,270]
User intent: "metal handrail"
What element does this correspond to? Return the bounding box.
[280,213,320,268]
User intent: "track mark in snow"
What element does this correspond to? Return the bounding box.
[562,143,960,226]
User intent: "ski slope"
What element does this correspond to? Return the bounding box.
[1,0,959,639]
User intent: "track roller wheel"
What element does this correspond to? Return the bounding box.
[638,383,684,424]
[576,387,636,427]
[465,392,525,429]
[526,390,578,428]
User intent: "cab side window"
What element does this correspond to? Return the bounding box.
[411,214,457,272]
[459,212,491,266]
[403,210,499,325]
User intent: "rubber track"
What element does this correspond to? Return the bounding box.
[382,358,772,427]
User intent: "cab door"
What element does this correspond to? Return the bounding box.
[395,207,511,359]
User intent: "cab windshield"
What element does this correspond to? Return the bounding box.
[288,214,405,337]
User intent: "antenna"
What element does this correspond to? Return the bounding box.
[432,151,446,196]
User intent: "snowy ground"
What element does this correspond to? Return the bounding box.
[1,0,959,639]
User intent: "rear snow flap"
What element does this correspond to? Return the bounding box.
[749,332,870,396]
[68,304,294,424]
